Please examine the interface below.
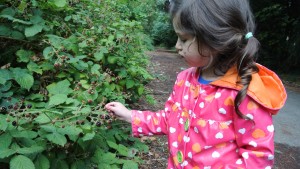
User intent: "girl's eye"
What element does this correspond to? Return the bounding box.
[179,38,187,43]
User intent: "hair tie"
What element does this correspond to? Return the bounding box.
[245,32,253,40]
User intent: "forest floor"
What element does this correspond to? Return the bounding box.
[135,49,300,169]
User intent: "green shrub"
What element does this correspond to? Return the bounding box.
[0,0,154,168]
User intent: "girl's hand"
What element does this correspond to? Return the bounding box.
[105,102,132,123]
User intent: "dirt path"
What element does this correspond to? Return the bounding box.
[137,50,299,169]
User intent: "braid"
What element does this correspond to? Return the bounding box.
[234,36,259,120]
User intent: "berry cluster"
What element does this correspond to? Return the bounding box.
[85,113,116,129]
[1,97,37,127]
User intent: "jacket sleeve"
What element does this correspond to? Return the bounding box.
[131,88,176,137]
[226,96,274,169]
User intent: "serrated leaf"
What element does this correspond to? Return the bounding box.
[11,30,25,40]
[82,132,95,141]
[47,80,72,95]
[0,69,12,84]
[10,68,34,90]
[34,114,51,124]
[0,114,9,131]
[48,94,68,106]
[0,149,16,158]
[107,140,118,150]
[30,15,44,25]
[51,159,68,169]
[17,145,44,155]
[64,16,72,21]
[54,0,67,7]
[126,79,135,89]
[0,133,13,149]
[1,7,16,16]
[16,49,34,63]
[58,126,82,136]
[91,64,101,75]
[10,155,35,169]
[93,149,117,165]
[25,24,43,37]
[43,47,54,59]
[117,144,129,157]
[27,61,42,74]
[138,86,144,95]
[0,25,11,36]
[10,130,38,139]
[122,160,138,169]
[34,154,50,169]
[46,133,67,146]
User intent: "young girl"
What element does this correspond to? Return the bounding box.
[105,0,287,168]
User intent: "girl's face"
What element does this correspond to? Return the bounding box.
[175,30,212,68]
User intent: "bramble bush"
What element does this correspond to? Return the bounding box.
[0,0,157,168]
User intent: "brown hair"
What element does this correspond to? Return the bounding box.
[170,0,259,119]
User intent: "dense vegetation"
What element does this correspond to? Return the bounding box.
[0,0,299,168]
[0,0,156,168]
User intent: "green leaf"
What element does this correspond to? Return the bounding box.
[93,149,117,165]
[94,47,108,61]
[16,49,34,63]
[25,24,43,37]
[10,155,35,169]
[117,144,129,157]
[1,7,16,16]
[54,0,67,7]
[107,56,117,64]
[43,47,55,59]
[91,64,101,76]
[47,80,72,95]
[46,132,67,146]
[0,69,12,84]
[17,145,44,155]
[34,114,51,124]
[0,133,13,149]
[58,126,82,137]
[30,15,44,25]
[48,94,68,106]
[0,25,11,36]
[51,159,68,169]
[126,79,135,89]
[34,154,50,169]
[138,86,144,95]
[11,30,25,40]
[70,160,86,169]
[64,16,72,22]
[10,130,38,139]
[27,61,43,74]
[82,132,95,141]
[0,149,16,158]
[122,160,138,169]
[0,114,9,131]
[11,68,34,90]
[107,140,118,150]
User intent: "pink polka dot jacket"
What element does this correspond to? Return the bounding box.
[131,64,287,169]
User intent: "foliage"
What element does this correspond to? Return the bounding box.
[150,0,177,48]
[251,0,300,72]
[0,0,154,168]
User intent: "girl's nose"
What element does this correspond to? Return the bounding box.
[175,38,182,52]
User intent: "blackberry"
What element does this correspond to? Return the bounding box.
[0,106,6,112]
[96,121,101,127]
[26,104,32,109]
[12,121,17,126]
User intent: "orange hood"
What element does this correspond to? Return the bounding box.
[211,64,287,114]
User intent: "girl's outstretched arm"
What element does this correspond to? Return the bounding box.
[105,102,132,123]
